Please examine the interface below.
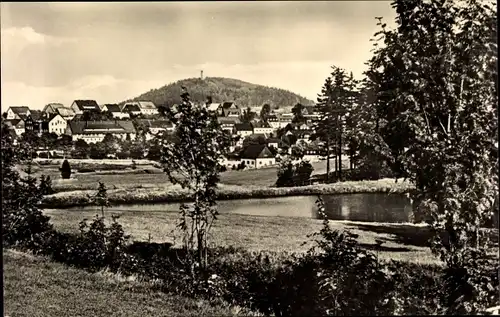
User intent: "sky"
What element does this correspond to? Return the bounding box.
[1,1,396,110]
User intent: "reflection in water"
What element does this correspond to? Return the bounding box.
[67,193,415,224]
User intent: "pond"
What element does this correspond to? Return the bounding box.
[66,193,415,224]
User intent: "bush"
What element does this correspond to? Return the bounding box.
[220,165,227,172]
[39,175,54,195]
[77,168,96,173]
[276,159,314,187]
[60,159,71,179]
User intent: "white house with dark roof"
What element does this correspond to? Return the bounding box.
[46,113,67,136]
[233,122,254,138]
[66,120,136,143]
[101,104,130,119]
[70,100,100,115]
[123,101,158,116]
[239,144,276,169]
[6,106,31,120]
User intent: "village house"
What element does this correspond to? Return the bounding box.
[5,119,26,136]
[70,100,100,115]
[6,106,30,120]
[218,102,241,117]
[267,114,280,129]
[252,121,274,134]
[239,143,276,169]
[121,103,142,116]
[66,120,137,143]
[123,101,159,116]
[46,113,67,136]
[206,103,221,112]
[101,104,130,119]
[217,116,241,132]
[42,103,75,120]
[233,122,254,138]
[137,119,175,140]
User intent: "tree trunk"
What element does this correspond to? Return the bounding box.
[339,130,342,180]
[325,138,330,183]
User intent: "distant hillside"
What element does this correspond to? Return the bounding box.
[125,77,315,109]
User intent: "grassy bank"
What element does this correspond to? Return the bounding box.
[43,208,440,265]
[3,249,255,317]
[41,178,414,208]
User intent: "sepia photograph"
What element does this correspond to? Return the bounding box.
[1,1,498,316]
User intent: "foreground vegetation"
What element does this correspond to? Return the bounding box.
[4,249,255,317]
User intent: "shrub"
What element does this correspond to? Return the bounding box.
[60,159,71,179]
[131,160,137,170]
[220,165,227,172]
[276,158,314,187]
[66,215,130,272]
[39,175,54,195]
[77,168,96,173]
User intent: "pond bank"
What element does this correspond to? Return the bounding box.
[41,178,414,209]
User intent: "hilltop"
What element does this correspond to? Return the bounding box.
[125,77,315,109]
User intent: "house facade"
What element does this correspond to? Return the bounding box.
[66,120,137,143]
[6,106,30,120]
[47,114,67,136]
[240,144,276,169]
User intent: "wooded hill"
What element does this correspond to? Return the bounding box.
[125,77,315,109]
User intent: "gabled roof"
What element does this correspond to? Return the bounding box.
[30,110,43,121]
[43,103,65,112]
[123,104,141,112]
[103,104,122,113]
[46,113,65,123]
[9,106,30,115]
[73,100,100,111]
[138,101,156,110]
[222,102,237,109]
[207,103,221,111]
[56,107,75,117]
[234,122,253,131]
[6,119,24,127]
[240,144,273,159]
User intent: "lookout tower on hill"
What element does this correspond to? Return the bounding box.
[200,70,204,80]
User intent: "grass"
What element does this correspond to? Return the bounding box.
[41,179,414,208]
[3,249,257,317]
[43,208,441,266]
[27,158,350,192]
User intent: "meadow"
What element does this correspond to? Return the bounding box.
[3,249,256,317]
[44,207,441,265]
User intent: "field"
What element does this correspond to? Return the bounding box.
[3,249,255,317]
[44,208,441,265]
[27,158,349,190]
